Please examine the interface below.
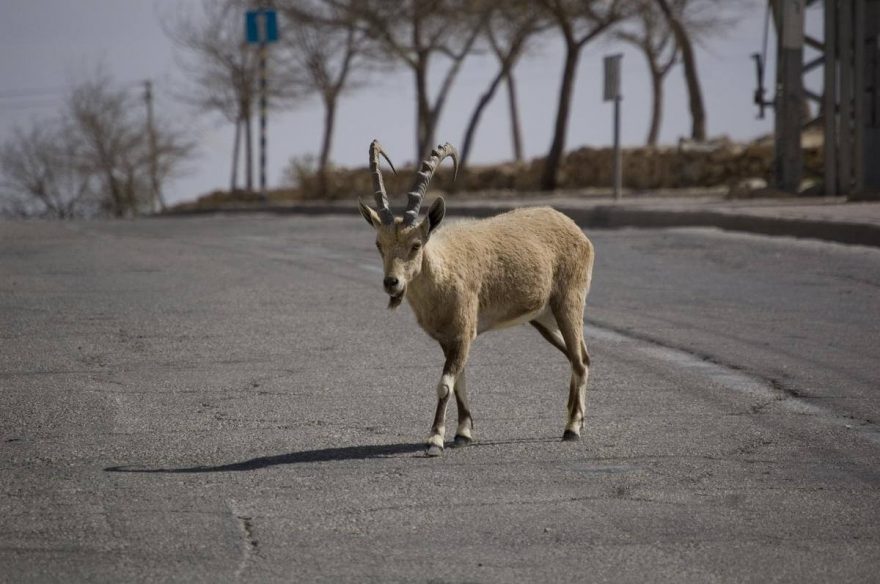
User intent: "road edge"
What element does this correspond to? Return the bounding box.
[162,202,880,248]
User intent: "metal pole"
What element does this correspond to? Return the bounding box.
[143,80,164,213]
[258,11,268,204]
[776,0,805,194]
[839,0,853,195]
[864,0,880,196]
[823,0,837,196]
[613,96,622,200]
[603,53,623,199]
[853,0,867,195]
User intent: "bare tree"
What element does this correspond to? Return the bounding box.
[654,0,705,141]
[652,0,744,143]
[66,76,145,216]
[459,3,550,171]
[0,74,194,218]
[537,0,630,191]
[615,0,678,146]
[0,122,94,218]
[278,1,373,196]
[164,0,298,192]
[71,74,195,217]
[329,0,487,162]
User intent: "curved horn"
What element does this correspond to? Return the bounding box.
[369,139,396,225]
[403,143,458,226]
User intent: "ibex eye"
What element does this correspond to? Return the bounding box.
[411,242,422,253]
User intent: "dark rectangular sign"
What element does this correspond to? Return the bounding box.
[603,54,622,102]
[246,10,278,44]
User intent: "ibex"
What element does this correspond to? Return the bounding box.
[358,140,595,456]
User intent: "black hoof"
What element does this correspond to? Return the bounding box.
[426,445,444,457]
[562,430,580,442]
[451,435,472,448]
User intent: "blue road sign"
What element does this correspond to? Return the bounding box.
[246,10,278,44]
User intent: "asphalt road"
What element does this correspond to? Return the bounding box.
[1,214,879,583]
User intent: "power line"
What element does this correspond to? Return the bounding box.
[0,97,65,111]
[0,86,68,100]
[0,79,153,101]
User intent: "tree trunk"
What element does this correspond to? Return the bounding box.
[679,37,706,141]
[655,0,706,141]
[414,61,432,162]
[124,169,138,216]
[243,101,253,192]
[230,116,241,192]
[107,173,124,218]
[421,112,439,164]
[460,66,508,171]
[413,22,482,163]
[540,41,581,191]
[647,68,663,147]
[317,94,337,198]
[506,72,524,162]
[461,30,528,170]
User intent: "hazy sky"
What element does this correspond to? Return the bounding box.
[0,1,824,204]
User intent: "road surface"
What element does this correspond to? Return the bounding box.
[1,215,879,582]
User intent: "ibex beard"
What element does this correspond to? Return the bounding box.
[359,140,595,457]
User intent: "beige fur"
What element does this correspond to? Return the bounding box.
[361,204,595,451]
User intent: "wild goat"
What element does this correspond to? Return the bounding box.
[358,140,595,456]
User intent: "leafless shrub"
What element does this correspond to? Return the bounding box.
[0,71,195,218]
[0,122,95,218]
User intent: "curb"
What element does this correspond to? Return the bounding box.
[447,204,880,248]
[561,206,879,248]
[163,203,880,248]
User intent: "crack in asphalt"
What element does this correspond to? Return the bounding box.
[585,319,880,447]
[227,500,259,580]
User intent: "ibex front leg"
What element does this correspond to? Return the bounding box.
[426,338,471,457]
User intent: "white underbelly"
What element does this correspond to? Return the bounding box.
[477,305,548,334]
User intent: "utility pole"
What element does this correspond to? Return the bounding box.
[143,80,165,213]
[819,0,878,198]
[823,0,837,195]
[773,0,805,194]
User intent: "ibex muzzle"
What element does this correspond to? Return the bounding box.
[359,140,595,456]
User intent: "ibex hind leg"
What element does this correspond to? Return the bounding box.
[450,369,473,448]
[529,309,568,356]
[550,300,589,442]
[533,310,590,370]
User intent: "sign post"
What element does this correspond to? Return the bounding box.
[603,54,623,200]
[245,6,279,204]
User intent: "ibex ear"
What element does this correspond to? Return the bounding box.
[423,197,445,236]
[358,199,381,229]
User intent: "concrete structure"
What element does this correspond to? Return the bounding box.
[771,0,880,199]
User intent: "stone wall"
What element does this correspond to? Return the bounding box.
[187,137,826,208]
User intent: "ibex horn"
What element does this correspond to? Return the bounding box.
[369,139,396,225]
[403,143,458,226]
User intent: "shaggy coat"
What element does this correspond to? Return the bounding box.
[362,202,594,454]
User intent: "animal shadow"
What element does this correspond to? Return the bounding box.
[104,442,425,474]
